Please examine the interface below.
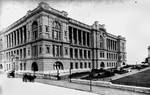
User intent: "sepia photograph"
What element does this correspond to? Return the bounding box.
[0,0,150,95]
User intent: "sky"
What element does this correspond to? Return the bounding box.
[0,0,150,64]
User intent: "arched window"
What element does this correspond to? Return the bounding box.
[123,62,126,65]
[100,35,104,49]
[32,21,38,40]
[100,62,105,68]
[52,21,61,40]
[31,62,38,71]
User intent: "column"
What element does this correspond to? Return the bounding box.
[113,41,115,50]
[24,26,26,43]
[12,32,14,47]
[85,32,87,46]
[16,30,18,46]
[8,34,10,47]
[72,27,74,44]
[88,32,90,47]
[11,33,13,47]
[13,32,15,47]
[14,31,16,46]
[17,30,19,45]
[21,28,23,44]
[81,31,83,46]
[19,29,21,45]
[15,31,17,46]
[76,29,79,45]
[22,27,24,44]
[9,34,11,47]
[6,35,8,48]
[112,40,113,50]
[10,32,13,47]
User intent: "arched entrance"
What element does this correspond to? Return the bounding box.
[53,61,64,70]
[100,62,105,68]
[123,62,126,65]
[31,62,38,71]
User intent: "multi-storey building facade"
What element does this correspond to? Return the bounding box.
[0,2,126,72]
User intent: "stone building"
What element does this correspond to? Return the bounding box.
[0,2,126,72]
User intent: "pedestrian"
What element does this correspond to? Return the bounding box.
[23,73,27,82]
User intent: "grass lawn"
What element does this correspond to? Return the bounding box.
[111,69,150,87]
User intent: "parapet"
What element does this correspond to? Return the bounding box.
[92,21,105,31]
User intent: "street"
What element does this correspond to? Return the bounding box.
[0,73,97,95]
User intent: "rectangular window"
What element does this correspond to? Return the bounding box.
[83,32,86,45]
[60,46,62,57]
[39,45,43,54]
[24,63,26,70]
[84,62,87,68]
[75,49,78,58]
[84,50,87,59]
[65,47,68,55]
[23,48,26,58]
[20,63,22,70]
[56,45,59,57]
[70,62,73,69]
[69,27,72,43]
[28,31,30,41]
[32,45,38,57]
[88,62,91,68]
[70,48,73,58]
[79,49,82,58]
[28,47,30,56]
[73,28,77,44]
[88,50,91,59]
[20,49,22,59]
[64,31,67,36]
[87,32,90,46]
[53,30,59,40]
[80,62,83,69]
[75,62,78,69]
[53,45,55,57]
[45,25,49,32]
[46,45,50,54]
[78,30,82,45]
[39,26,42,32]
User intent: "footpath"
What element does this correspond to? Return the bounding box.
[35,78,147,95]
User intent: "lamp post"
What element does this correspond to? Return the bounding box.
[69,67,71,82]
[89,68,93,91]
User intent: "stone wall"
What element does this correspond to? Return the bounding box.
[71,79,150,94]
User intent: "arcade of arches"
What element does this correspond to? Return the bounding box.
[53,61,64,70]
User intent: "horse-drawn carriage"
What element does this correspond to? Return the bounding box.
[22,73,36,82]
[7,70,15,78]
